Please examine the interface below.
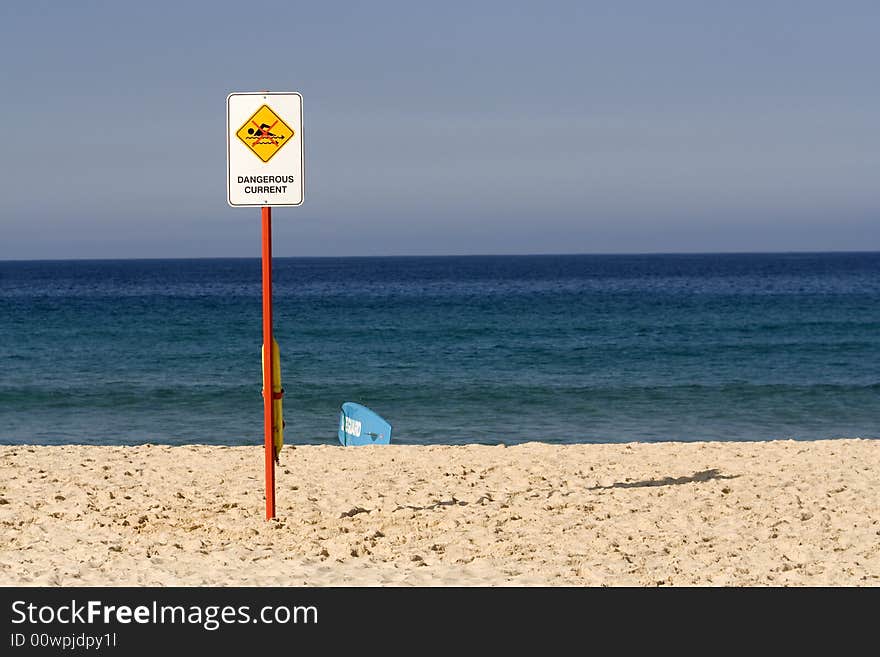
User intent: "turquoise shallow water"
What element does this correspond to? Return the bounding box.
[0,253,877,445]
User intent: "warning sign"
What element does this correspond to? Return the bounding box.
[227,92,304,207]
[236,105,295,163]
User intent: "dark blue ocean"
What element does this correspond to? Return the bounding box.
[0,253,877,445]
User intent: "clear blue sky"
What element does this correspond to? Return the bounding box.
[1,1,878,258]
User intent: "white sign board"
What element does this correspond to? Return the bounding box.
[227,92,304,207]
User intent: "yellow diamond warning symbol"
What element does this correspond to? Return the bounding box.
[236,105,295,163]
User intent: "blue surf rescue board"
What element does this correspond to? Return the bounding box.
[338,402,392,446]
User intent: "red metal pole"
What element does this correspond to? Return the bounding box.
[261,206,276,519]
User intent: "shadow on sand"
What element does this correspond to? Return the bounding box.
[587,468,739,491]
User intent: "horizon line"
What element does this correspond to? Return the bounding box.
[1,248,879,263]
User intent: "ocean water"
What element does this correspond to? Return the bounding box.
[0,253,877,446]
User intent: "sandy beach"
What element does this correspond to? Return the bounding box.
[1,440,877,586]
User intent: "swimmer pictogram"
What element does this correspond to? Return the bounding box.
[247,123,282,145]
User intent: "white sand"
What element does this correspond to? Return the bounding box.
[1,440,878,586]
